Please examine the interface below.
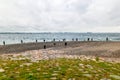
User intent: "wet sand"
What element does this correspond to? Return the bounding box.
[0,41,120,62]
[0,41,80,53]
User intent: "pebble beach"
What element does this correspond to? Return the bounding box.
[0,41,120,63]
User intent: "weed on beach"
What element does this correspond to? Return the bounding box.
[0,57,120,80]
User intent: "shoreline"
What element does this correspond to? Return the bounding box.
[0,41,98,53]
[0,41,120,62]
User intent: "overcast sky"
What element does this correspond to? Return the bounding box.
[0,0,120,32]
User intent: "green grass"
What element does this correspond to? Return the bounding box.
[0,58,120,80]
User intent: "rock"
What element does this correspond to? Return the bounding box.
[0,68,5,72]
[100,78,111,80]
[110,75,120,79]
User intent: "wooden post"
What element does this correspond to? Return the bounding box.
[64,39,66,41]
[3,41,5,45]
[87,38,90,41]
[65,42,67,47]
[76,38,78,41]
[53,38,55,42]
[63,39,65,41]
[106,37,109,41]
[43,39,45,42]
[72,38,74,41]
[91,38,93,41]
[21,40,23,44]
[44,45,46,49]
[36,40,38,43]
[53,43,56,46]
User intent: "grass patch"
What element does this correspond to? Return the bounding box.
[0,58,120,80]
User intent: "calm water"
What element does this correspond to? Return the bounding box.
[0,33,120,45]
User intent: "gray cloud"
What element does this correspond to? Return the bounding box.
[0,0,120,32]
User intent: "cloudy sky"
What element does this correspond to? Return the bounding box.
[0,0,120,32]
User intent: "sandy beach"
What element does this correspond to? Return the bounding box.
[0,41,120,62]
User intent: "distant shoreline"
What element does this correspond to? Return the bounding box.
[0,32,120,34]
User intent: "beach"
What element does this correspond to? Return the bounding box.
[0,41,120,62]
[0,41,120,79]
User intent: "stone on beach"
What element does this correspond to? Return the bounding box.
[0,68,5,72]
[1,42,120,63]
[110,75,120,79]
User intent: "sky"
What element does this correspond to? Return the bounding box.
[0,0,120,32]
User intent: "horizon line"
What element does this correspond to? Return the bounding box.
[0,32,120,33]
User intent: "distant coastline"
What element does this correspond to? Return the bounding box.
[0,32,120,34]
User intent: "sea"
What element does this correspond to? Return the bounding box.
[0,32,120,45]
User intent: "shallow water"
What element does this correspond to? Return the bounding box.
[0,32,120,45]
